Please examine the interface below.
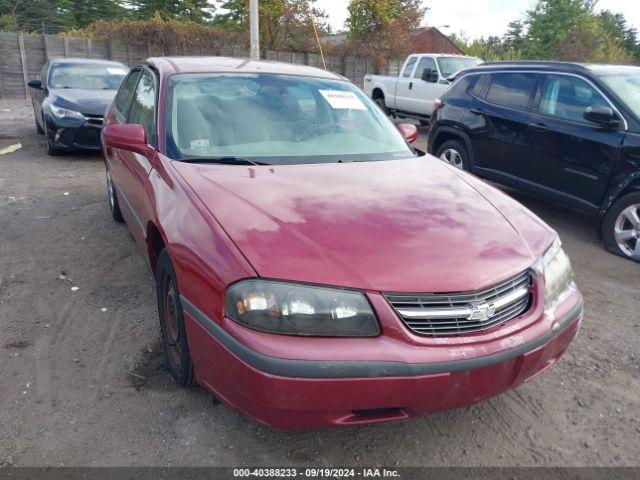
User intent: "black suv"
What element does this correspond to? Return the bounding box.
[427,61,640,262]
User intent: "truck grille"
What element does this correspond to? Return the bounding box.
[384,270,533,336]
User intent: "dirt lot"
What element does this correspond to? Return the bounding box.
[0,99,639,467]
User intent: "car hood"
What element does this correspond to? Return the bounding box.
[51,88,117,116]
[174,156,555,292]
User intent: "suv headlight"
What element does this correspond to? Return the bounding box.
[226,280,380,337]
[536,237,574,314]
[50,104,85,121]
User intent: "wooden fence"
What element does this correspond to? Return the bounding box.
[0,32,404,99]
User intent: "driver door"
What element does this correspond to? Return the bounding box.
[522,74,624,209]
[409,56,442,116]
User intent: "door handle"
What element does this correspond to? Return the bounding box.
[470,108,484,115]
[528,122,549,132]
[409,82,413,90]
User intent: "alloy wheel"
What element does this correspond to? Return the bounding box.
[614,203,640,259]
[439,148,463,169]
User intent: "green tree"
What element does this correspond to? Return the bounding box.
[214,0,327,51]
[70,0,128,28]
[598,10,640,62]
[345,0,427,68]
[523,0,599,59]
[0,0,76,33]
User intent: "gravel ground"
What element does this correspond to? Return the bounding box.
[0,100,639,467]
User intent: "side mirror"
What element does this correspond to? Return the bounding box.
[583,106,619,127]
[421,68,438,83]
[397,123,418,144]
[28,79,42,90]
[102,124,148,154]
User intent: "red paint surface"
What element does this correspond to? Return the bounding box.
[102,57,582,428]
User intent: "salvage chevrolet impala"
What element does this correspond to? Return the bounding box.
[101,57,583,429]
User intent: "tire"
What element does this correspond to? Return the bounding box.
[601,192,640,262]
[156,249,195,387]
[435,139,469,170]
[374,96,389,115]
[45,120,62,156]
[106,170,124,223]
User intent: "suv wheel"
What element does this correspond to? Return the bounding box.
[602,192,640,262]
[436,139,468,170]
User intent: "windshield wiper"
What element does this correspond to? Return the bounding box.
[179,156,266,166]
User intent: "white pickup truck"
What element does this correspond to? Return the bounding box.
[364,54,481,124]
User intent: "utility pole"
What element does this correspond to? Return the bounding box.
[249,0,260,60]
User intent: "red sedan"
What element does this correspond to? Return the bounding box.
[101,57,583,429]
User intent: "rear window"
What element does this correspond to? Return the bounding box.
[485,73,538,110]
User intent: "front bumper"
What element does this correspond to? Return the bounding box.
[182,284,583,429]
[46,118,102,151]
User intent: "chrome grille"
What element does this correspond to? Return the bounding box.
[385,270,533,336]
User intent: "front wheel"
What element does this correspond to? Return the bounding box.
[602,192,640,262]
[44,121,62,156]
[435,139,469,170]
[374,97,389,115]
[156,250,194,386]
[106,170,124,223]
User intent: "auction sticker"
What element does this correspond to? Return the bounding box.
[319,90,367,110]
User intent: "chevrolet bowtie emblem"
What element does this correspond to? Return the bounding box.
[468,303,497,321]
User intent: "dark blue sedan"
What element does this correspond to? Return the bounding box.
[28,58,128,155]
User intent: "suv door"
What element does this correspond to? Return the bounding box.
[410,56,443,116]
[522,73,625,210]
[394,56,418,112]
[469,72,539,183]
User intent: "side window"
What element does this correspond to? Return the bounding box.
[538,74,610,123]
[402,57,417,78]
[414,57,437,81]
[114,69,141,118]
[471,74,490,98]
[128,70,157,146]
[485,73,538,110]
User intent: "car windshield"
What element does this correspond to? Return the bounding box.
[164,73,415,164]
[49,63,128,90]
[596,69,640,119]
[436,57,482,78]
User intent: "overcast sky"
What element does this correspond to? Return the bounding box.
[316,0,640,40]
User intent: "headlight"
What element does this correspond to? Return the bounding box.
[226,280,380,337]
[536,237,574,313]
[49,104,85,121]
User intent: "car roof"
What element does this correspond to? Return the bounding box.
[146,56,345,81]
[464,60,593,74]
[49,58,127,67]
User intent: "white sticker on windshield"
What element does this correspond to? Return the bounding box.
[107,68,127,75]
[190,139,210,149]
[319,90,367,110]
